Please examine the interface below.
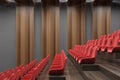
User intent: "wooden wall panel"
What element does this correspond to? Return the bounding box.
[16,6,34,65]
[42,6,60,60]
[80,6,85,44]
[42,7,47,58]
[71,7,81,47]
[55,7,60,54]
[92,6,111,39]
[20,6,29,64]
[67,7,72,49]
[106,7,111,34]
[67,6,85,49]
[29,7,34,61]
[16,7,20,66]
[92,5,97,39]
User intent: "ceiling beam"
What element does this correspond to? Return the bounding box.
[94,0,112,6]
[41,0,59,6]
[68,0,86,6]
[0,0,10,5]
[15,0,34,6]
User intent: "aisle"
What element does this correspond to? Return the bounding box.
[37,58,84,80]
[37,62,51,80]
[65,59,85,80]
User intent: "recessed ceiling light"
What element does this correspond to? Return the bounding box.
[60,0,68,3]
[6,0,15,2]
[86,0,94,3]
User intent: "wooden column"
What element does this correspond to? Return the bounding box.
[16,6,34,65]
[92,6,111,39]
[92,0,112,39]
[67,7,72,49]
[41,5,60,60]
[55,6,60,54]
[67,5,85,49]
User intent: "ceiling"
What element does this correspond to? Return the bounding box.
[0,0,120,5]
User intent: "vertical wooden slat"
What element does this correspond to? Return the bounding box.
[42,7,47,58]
[92,5,97,39]
[80,6,85,44]
[41,6,60,60]
[16,7,20,66]
[67,7,72,49]
[16,6,34,65]
[29,7,34,61]
[97,7,103,38]
[20,6,29,64]
[55,6,60,54]
[71,7,78,47]
[106,6,111,34]
[92,6,111,39]
[67,5,85,49]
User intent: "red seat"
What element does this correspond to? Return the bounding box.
[78,46,98,64]
[107,31,120,53]
[49,50,67,75]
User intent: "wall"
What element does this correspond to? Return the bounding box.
[0,5,16,71]
[60,4,67,52]
[85,3,92,42]
[34,4,42,61]
[111,3,120,33]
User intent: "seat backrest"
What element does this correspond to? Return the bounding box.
[86,46,93,57]
[90,46,98,58]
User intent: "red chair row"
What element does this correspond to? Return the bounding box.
[0,60,36,80]
[87,30,120,53]
[49,50,67,75]
[21,55,50,80]
[68,45,98,64]
[68,30,120,64]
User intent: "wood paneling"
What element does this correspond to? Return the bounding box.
[16,6,34,65]
[67,5,85,49]
[29,7,34,61]
[68,0,85,6]
[42,6,60,60]
[55,7,60,54]
[16,7,20,66]
[92,6,111,39]
[80,6,85,44]
[67,7,72,49]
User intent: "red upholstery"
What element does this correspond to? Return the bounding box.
[68,45,97,64]
[49,50,67,75]
[21,55,50,80]
[107,31,120,53]
[68,30,120,64]
[0,56,50,80]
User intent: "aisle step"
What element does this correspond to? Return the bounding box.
[68,53,120,80]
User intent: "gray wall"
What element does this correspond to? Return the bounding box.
[0,6,16,72]
[60,4,67,52]
[85,3,92,42]
[34,4,42,61]
[111,3,120,33]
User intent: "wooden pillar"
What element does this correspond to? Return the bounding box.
[16,6,34,65]
[41,5,60,60]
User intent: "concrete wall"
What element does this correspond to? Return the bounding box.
[111,3,120,33]
[60,4,67,52]
[34,4,42,61]
[0,6,16,71]
[85,3,93,42]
